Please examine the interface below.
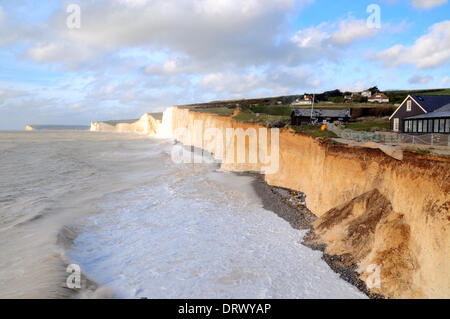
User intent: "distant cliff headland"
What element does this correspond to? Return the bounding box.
[91,107,449,299]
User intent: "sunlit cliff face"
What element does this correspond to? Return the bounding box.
[156,107,174,139]
[90,107,450,298]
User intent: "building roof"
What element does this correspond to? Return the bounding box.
[410,94,450,113]
[292,108,350,118]
[405,103,450,119]
[369,92,389,99]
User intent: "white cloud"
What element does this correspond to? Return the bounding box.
[442,76,450,85]
[0,88,27,105]
[0,5,5,23]
[200,67,319,97]
[373,20,450,69]
[291,18,379,57]
[338,81,368,93]
[331,19,378,45]
[291,23,331,50]
[412,0,448,9]
[145,58,185,75]
[18,0,311,69]
[408,75,433,84]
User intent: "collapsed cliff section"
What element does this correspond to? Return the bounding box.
[168,107,450,299]
[305,189,421,298]
[312,144,450,298]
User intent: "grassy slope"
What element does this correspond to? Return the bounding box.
[418,88,450,95]
[233,111,290,126]
[191,107,235,116]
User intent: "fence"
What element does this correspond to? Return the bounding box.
[338,131,449,146]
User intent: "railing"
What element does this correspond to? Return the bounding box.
[396,133,449,146]
[336,128,449,146]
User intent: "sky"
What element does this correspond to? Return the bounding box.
[0,0,449,129]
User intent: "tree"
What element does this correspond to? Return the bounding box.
[369,86,380,95]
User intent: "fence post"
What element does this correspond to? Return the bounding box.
[412,136,415,144]
[431,134,433,146]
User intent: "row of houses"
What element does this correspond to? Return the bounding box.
[290,94,450,135]
[345,91,390,103]
[291,90,390,106]
[349,90,390,103]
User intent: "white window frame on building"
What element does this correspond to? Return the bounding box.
[393,118,399,132]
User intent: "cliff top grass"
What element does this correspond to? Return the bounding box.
[290,124,338,139]
[191,107,235,116]
[249,105,292,116]
[232,111,290,127]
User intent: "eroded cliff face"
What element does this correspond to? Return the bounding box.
[89,106,449,298]
[167,107,449,299]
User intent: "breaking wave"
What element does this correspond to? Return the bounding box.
[0,131,364,299]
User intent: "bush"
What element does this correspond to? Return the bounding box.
[265,118,290,128]
[329,96,344,103]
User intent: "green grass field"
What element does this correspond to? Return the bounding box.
[232,111,290,127]
[191,107,235,116]
[249,105,293,116]
[418,89,450,95]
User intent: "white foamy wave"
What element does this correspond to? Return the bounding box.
[0,132,172,298]
[67,152,365,299]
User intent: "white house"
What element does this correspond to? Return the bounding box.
[291,95,313,106]
[361,90,372,97]
[368,92,389,103]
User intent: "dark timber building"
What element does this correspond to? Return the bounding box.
[291,108,351,126]
[389,95,450,134]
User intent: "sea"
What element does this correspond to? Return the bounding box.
[0,131,365,298]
